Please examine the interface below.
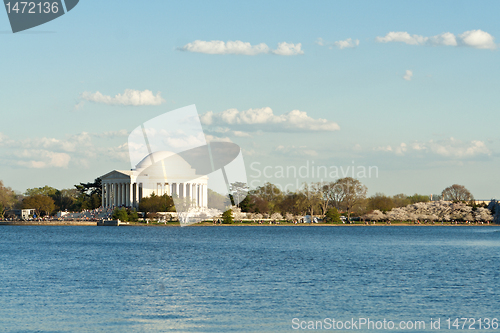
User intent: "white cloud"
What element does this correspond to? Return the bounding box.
[411,142,426,151]
[275,145,318,157]
[81,89,165,106]
[180,40,269,55]
[94,129,129,138]
[374,145,393,152]
[242,148,257,156]
[74,101,85,110]
[376,138,491,159]
[205,134,233,143]
[333,38,360,49]
[403,70,413,81]
[164,133,206,149]
[201,107,340,132]
[316,37,359,49]
[459,30,496,49]
[0,132,12,146]
[16,150,71,168]
[376,29,496,49]
[427,138,491,157]
[201,125,252,138]
[429,32,457,46]
[315,37,325,46]
[376,31,428,45]
[395,143,407,155]
[271,42,304,55]
[179,40,303,55]
[103,143,130,162]
[232,131,252,137]
[8,132,93,153]
[0,131,133,169]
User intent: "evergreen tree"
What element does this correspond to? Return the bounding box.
[222,209,233,224]
[112,207,128,221]
[324,207,342,223]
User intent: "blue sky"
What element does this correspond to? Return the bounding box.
[1,0,499,199]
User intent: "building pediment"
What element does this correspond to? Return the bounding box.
[101,170,134,182]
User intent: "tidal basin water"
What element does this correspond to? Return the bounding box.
[1,226,499,332]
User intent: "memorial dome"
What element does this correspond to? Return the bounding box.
[135,151,176,170]
[134,151,197,178]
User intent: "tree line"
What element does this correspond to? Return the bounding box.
[236,181,479,221]
[0,178,102,218]
[0,175,482,222]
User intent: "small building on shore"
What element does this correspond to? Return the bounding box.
[8,209,36,220]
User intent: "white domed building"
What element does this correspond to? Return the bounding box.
[100,151,208,209]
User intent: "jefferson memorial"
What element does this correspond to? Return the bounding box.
[100,151,208,209]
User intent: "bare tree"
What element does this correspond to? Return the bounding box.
[314,181,333,216]
[324,181,346,211]
[441,184,473,202]
[0,181,17,211]
[298,182,321,216]
[330,177,367,221]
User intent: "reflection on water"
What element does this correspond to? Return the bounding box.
[0,226,499,332]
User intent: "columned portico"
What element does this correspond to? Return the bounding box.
[101,170,136,208]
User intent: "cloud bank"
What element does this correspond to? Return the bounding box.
[179,40,304,55]
[376,30,496,49]
[0,131,130,169]
[375,138,491,158]
[200,107,340,132]
[81,89,166,106]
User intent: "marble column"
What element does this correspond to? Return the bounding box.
[106,184,110,207]
[202,184,206,208]
[196,184,200,207]
[122,183,126,206]
[132,183,137,207]
[119,183,123,206]
[126,183,131,207]
[101,184,104,207]
[200,184,203,207]
[192,184,196,205]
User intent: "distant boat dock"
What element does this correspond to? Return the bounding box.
[97,219,129,226]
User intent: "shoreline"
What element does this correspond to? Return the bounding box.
[0,221,98,226]
[0,221,496,227]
